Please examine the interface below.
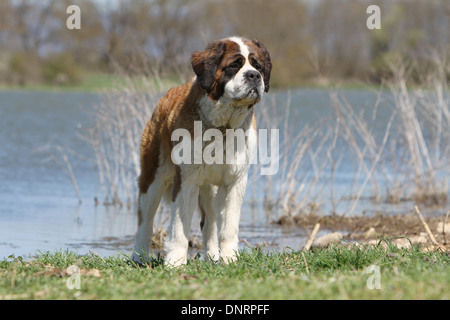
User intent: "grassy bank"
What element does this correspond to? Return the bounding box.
[0,73,183,93]
[0,72,388,93]
[1,243,448,300]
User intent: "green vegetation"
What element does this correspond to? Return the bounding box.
[0,72,183,93]
[1,243,448,300]
[1,0,449,90]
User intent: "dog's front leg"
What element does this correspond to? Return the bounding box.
[217,177,247,263]
[164,183,199,267]
[199,184,220,261]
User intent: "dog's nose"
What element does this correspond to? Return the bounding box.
[244,70,261,83]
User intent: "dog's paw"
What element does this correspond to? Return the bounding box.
[130,252,146,265]
[220,246,238,264]
[164,249,187,268]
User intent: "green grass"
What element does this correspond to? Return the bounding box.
[1,243,448,300]
[0,72,183,93]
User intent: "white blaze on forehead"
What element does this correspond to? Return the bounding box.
[219,37,264,105]
[227,36,250,59]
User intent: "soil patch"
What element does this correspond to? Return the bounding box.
[275,212,450,248]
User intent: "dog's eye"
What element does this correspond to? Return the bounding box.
[227,58,242,70]
[250,58,262,72]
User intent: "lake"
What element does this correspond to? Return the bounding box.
[0,89,447,259]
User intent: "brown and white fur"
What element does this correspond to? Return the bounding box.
[131,36,272,267]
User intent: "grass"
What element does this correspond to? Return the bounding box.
[0,72,392,93]
[0,72,183,93]
[1,242,448,300]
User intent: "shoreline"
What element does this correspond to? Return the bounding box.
[0,74,391,93]
[2,73,448,94]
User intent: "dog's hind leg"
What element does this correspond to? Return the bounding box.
[132,169,170,264]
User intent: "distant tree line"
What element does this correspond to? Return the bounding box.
[0,0,449,88]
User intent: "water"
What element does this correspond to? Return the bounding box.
[0,89,446,259]
[0,92,139,259]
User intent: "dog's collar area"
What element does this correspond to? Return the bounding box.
[217,124,231,134]
[197,106,231,134]
[197,100,253,133]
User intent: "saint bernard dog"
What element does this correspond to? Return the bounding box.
[131,36,272,267]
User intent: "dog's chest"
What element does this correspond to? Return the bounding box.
[202,163,244,186]
[193,125,256,186]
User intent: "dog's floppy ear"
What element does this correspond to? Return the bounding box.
[191,41,226,92]
[252,39,272,92]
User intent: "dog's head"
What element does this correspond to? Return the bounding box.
[191,37,272,105]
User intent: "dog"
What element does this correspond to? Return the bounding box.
[131,36,272,267]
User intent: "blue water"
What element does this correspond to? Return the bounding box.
[0,89,446,259]
[0,92,139,259]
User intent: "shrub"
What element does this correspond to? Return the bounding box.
[42,53,83,85]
